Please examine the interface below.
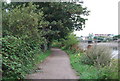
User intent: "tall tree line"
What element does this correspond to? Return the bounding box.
[3,2,89,49]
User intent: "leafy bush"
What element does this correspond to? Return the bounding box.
[51,40,62,48]
[51,33,79,51]
[2,3,52,80]
[2,2,49,45]
[81,45,112,66]
[2,36,36,79]
[1,36,51,80]
[98,59,118,79]
[0,54,1,68]
[60,33,79,50]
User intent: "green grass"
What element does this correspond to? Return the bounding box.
[25,50,51,74]
[68,51,99,79]
[65,50,119,79]
[35,50,51,64]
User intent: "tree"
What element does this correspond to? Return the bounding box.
[5,2,89,48]
[6,2,89,41]
[113,35,120,40]
[2,3,50,48]
[34,2,89,47]
[88,33,94,40]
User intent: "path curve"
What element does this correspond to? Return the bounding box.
[26,48,79,79]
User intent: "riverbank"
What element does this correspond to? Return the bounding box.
[64,48,119,80]
[79,42,119,59]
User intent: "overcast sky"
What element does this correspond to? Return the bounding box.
[74,0,119,36]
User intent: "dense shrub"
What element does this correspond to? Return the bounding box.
[2,3,43,37]
[2,36,42,80]
[0,54,1,79]
[2,3,51,80]
[64,33,79,48]
[60,33,79,50]
[51,40,62,48]
[81,45,112,66]
[51,33,79,51]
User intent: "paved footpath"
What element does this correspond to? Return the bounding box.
[26,48,79,79]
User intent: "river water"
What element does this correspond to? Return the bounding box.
[79,42,119,59]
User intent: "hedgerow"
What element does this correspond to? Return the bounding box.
[2,36,42,80]
[2,3,49,80]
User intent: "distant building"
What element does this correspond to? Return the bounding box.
[79,34,114,43]
[94,34,114,37]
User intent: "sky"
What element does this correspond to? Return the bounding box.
[6,0,119,36]
[74,0,119,36]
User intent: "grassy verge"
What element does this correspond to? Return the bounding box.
[64,49,119,79]
[35,50,51,64]
[65,50,99,79]
[26,50,51,74]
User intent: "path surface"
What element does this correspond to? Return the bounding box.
[26,48,79,79]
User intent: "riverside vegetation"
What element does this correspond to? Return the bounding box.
[51,34,119,80]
